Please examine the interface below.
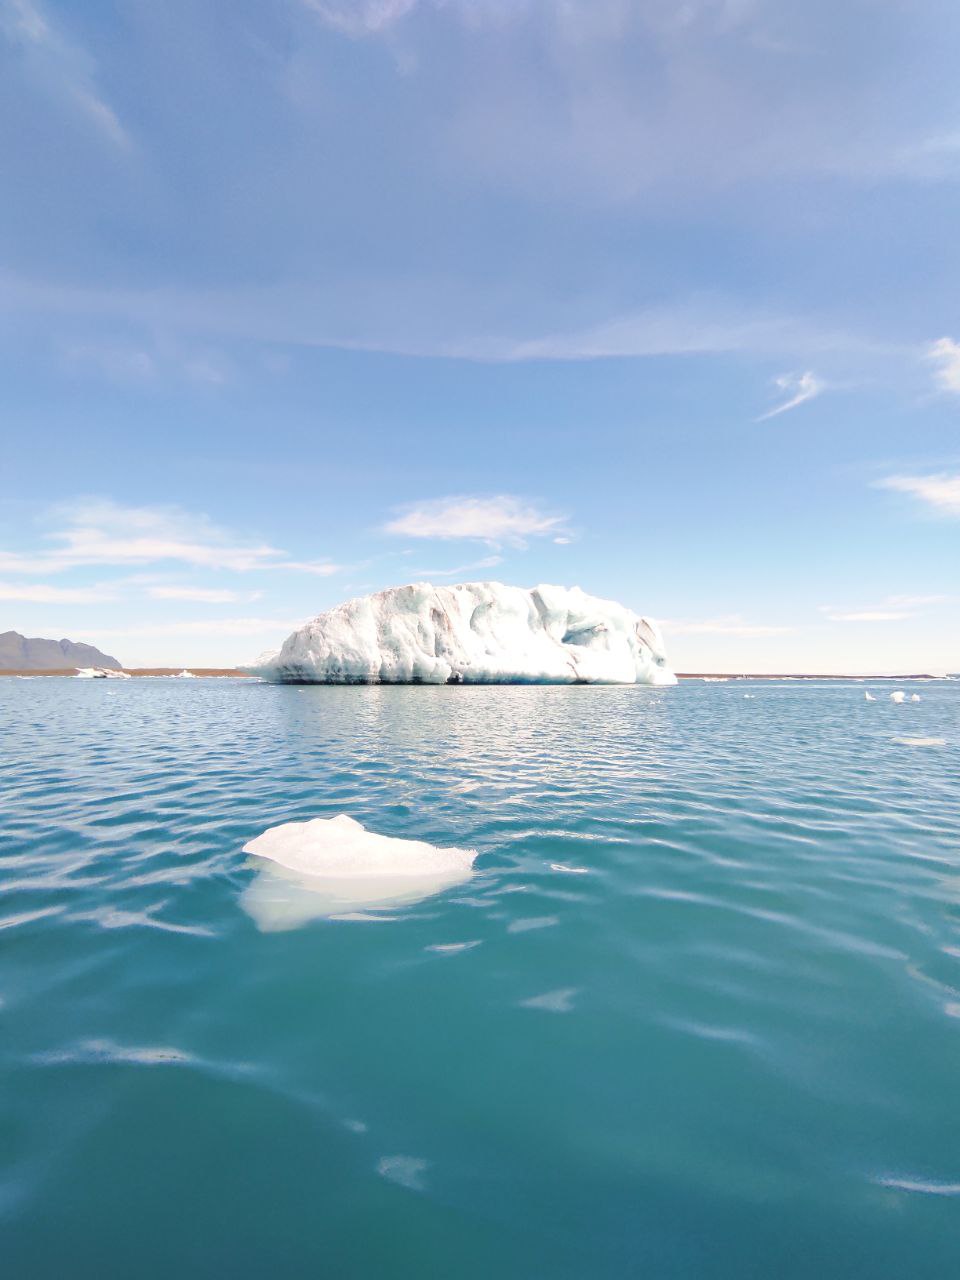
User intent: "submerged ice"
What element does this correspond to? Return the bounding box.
[249,581,676,685]
[240,814,477,930]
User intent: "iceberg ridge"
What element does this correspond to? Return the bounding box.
[249,581,676,686]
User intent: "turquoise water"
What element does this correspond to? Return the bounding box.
[2,677,959,1278]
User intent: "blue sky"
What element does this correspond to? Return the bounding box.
[1,0,958,671]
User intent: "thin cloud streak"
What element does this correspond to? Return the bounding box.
[927,337,960,393]
[756,371,824,421]
[0,580,116,604]
[386,496,566,544]
[146,586,263,604]
[664,616,793,638]
[1,0,130,148]
[877,473,960,517]
[0,500,340,576]
[409,555,503,579]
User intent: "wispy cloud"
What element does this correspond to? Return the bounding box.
[819,594,949,622]
[877,473,960,517]
[409,555,503,579]
[756,371,824,421]
[0,500,340,576]
[302,0,419,37]
[1,0,130,148]
[73,617,303,639]
[823,610,911,623]
[0,579,115,604]
[926,337,960,393]
[146,586,263,604]
[385,496,566,545]
[60,339,230,387]
[663,616,793,637]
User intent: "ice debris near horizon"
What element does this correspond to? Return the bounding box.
[890,690,906,703]
[240,814,477,930]
[75,667,130,679]
[249,582,676,686]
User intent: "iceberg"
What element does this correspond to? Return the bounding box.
[240,814,477,930]
[248,582,676,686]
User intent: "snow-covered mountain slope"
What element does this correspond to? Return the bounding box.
[249,582,676,686]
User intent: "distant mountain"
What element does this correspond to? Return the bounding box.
[0,631,121,671]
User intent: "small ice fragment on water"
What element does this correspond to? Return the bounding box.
[377,1155,428,1191]
[240,815,476,931]
[892,737,946,747]
[875,1175,960,1196]
[911,693,921,702]
[864,691,876,701]
[507,915,559,933]
[344,1118,368,1134]
[425,940,482,954]
[519,987,580,1013]
[550,863,589,875]
[890,690,906,703]
[34,1039,192,1067]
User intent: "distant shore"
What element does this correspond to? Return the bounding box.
[0,668,253,678]
[0,669,949,680]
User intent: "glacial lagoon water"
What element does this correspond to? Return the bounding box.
[2,676,959,1278]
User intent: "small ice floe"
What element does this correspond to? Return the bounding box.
[240,814,476,931]
[864,691,876,701]
[507,915,559,933]
[550,863,589,875]
[890,690,906,703]
[892,737,947,748]
[33,1039,193,1067]
[75,667,129,679]
[519,987,580,1013]
[911,693,921,702]
[875,1175,960,1197]
[177,669,196,678]
[377,1155,428,1192]
[425,940,482,955]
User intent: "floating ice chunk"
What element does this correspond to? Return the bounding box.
[507,915,559,933]
[519,987,580,1012]
[890,690,906,703]
[240,814,476,931]
[377,1155,428,1191]
[893,737,946,747]
[177,669,196,678]
[875,1175,960,1196]
[550,863,589,874]
[425,940,482,954]
[864,691,876,701]
[911,693,921,702]
[247,581,676,686]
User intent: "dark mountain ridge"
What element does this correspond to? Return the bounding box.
[0,631,121,671]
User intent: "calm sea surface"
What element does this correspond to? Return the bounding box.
[2,677,959,1278]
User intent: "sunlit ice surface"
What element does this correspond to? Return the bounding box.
[241,814,476,929]
[1,676,959,1278]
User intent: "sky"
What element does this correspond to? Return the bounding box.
[1,0,958,673]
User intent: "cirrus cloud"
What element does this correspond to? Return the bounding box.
[385,495,567,545]
[877,473,960,516]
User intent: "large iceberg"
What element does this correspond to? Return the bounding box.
[250,581,676,685]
